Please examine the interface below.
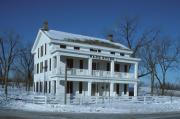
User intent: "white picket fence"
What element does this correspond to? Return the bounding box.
[32,95,180,105]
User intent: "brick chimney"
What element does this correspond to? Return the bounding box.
[42,21,49,31]
[107,34,113,42]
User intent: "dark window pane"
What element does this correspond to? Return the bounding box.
[60,44,66,49]
[74,46,80,50]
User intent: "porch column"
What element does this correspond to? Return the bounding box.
[134,62,138,79]
[88,82,92,96]
[88,58,92,75]
[110,82,114,96]
[57,55,61,74]
[111,60,114,76]
[134,82,138,96]
[53,55,58,70]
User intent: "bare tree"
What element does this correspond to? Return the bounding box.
[154,37,179,95]
[16,44,34,91]
[112,16,159,77]
[0,32,20,98]
[141,39,158,95]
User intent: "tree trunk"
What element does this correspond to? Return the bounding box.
[150,72,155,96]
[27,73,32,91]
[4,75,8,99]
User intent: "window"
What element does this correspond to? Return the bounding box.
[54,80,56,94]
[45,43,47,55]
[74,46,80,50]
[40,82,42,92]
[37,63,39,74]
[90,48,101,53]
[41,45,43,57]
[49,58,51,71]
[124,65,128,72]
[40,62,43,73]
[92,62,100,70]
[79,82,83,94]
[116,84,119,94]
[38,48,39,58]
[124,84,127,94]
[115,64,120,72]
[60,44,66,49]
[120,53,125,56]
[67,59,73,68]
[110,52,115,55]
[79,60,83,69]
[106,62,110,71]
[44,81,47,93]
[49,81,51,93]
[44,60,48,72]
[36,82,39,92]
[67,81,73,94]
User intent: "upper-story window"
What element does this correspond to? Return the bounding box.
[115,64,120,72]
[60,44,66,49]
[40,62,43,73]
[38,48,39,58]
[40,45,43,57]
[37,63,39,74]
[49,58,51,71]
[45,43,47,55]
[67,59,73,68]
[79,60,83,69]
[120,53,125,56]
[90,48,101,53]
[106,62,110,71]
[124,65,129,72]
[44,60,48,72]
[110,52,115,55]
[74,46,80,50]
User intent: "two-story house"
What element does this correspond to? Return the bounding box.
[31,25,140,98]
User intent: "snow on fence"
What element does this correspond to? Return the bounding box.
[32,95,180,105]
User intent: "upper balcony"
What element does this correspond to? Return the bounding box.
[52,68,135,79]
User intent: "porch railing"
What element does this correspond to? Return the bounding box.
[66,68,89,76]
[114,72,134,79]
[52,68,134,79]
[92,70,111,77]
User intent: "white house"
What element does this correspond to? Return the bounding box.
[31,25,140,98]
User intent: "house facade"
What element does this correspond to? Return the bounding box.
[31,27,140,98]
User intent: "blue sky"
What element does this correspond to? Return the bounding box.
[1,0,180,40]
[0,0,179,84]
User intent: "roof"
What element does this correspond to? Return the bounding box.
[43,30,130,50]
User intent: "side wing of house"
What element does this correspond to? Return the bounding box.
[31,30,52,80]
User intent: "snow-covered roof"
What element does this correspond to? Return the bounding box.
[43,30,130,50]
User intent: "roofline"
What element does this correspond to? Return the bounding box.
[50,39,134,54]
[43,29,131,50]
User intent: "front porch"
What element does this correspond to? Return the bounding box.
[52,55,138,80]
[56,80,137,97]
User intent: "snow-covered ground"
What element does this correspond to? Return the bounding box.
[1,86,180,114]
